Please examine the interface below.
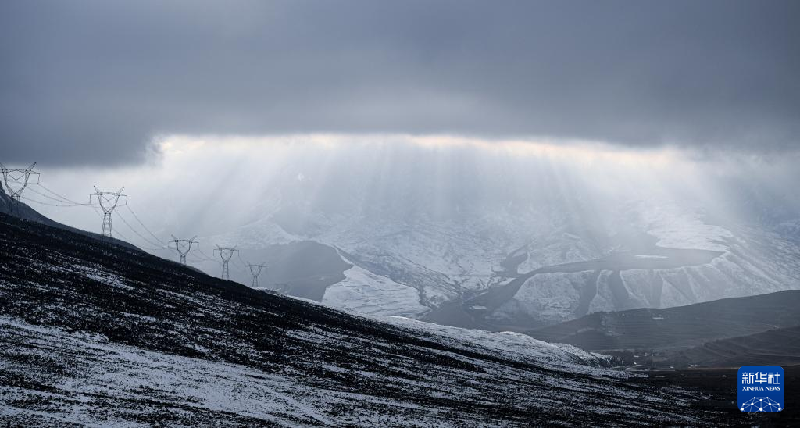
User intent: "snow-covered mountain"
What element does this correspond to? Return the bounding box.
[195,143,800,329]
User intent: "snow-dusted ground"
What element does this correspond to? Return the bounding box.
[0,313,701,427]
[1,317,340,426]
[1,214,730,426]
[322,266,428,318]
[492,272,587,325]
[381,316,615,375]
[636,202,734,252]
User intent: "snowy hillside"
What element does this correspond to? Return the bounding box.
[0,212,736,426]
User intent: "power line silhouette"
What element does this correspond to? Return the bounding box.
[35,182,85,206]
[247,263,268,288]
[213,245,239,280]
[170,235,199,265]
[125,205,164,245]
[89,187,127,237]
[195,247,217,262]
[0,162,40,214]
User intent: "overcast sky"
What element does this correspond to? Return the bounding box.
[2,0,799,166]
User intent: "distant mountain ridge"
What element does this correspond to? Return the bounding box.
[528,290,800,352]
[196,150,800,329]
[660,325,800,368]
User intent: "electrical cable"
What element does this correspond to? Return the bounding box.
[34,182,85,206]
[140,246,171,251]
[232,256,247,270]
[21,195,85,207]
[124,204,165,245]
[26,186,85,205]
[114,210,165,249]
[23,184,234,264]
[195,247,217,262]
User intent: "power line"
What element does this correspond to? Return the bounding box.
[247,262,268,288]
[89,187,126,238]
[89,206,132,243]
[114,210,165,249]
[128,243,171,252]
[112,228,133,244]
[26,186,85,205]
[195,247,217,262]
[87,205,144,246]
[33,181,167,251]
[213,245,239,280]
[169,235,198,265]
[21,195,84,207]
[232,256,248,270]
[125,205,164,245]
[35,182,85,206]
[1,162,40,214]
[235,251,249,267]
[12,172,267,278]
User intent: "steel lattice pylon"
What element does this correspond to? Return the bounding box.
[89,187,127,238]
[248,263,268,288]
[214,245,239,280]
[170,235,198,265]
[0,162,40,214]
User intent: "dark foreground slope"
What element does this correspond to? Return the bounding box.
[0,213,747,426]
[528,291,800,352]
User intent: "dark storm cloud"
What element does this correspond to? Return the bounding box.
[1,0,798,165]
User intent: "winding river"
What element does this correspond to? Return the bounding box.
[424,240,724,331]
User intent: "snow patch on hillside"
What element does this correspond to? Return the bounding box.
[491,272,586,325]
[637,203,732,251]
[322,266,428,318]
[0,317,393,426]
[382,316,616,375]
[588,270,616,314]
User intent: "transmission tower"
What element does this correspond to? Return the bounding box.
[89,186,127,237]
[247,263,268,288]
[213,245,239,280]
[169,235,198,265]
[0,162,40,213]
